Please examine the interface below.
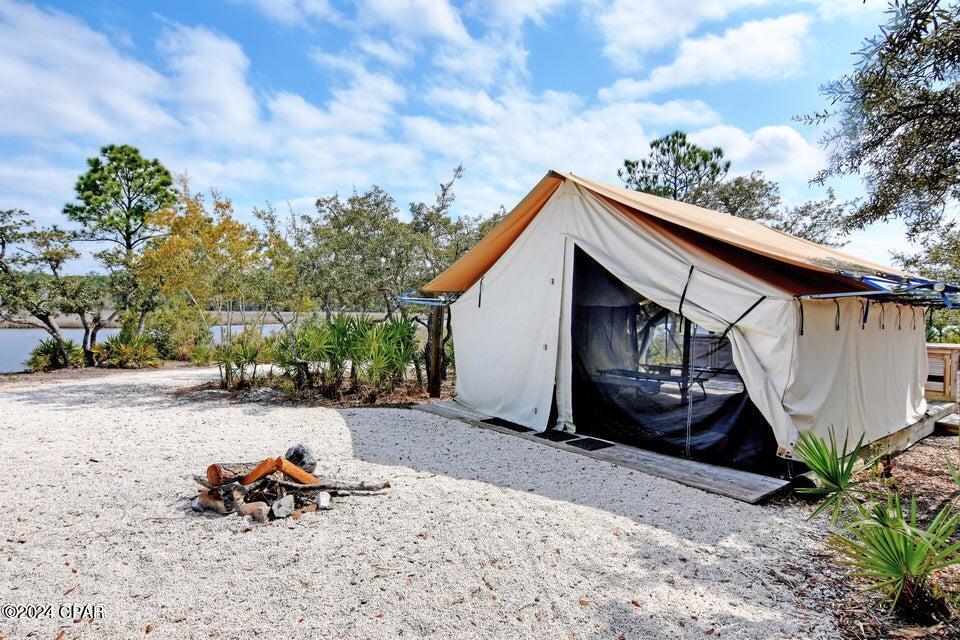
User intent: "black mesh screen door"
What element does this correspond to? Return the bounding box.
[569,246,779,473]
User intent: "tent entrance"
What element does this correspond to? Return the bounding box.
[569,247,779,473]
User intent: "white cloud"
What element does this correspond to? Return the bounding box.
[811,0,886,19]
[689,124,824,181]
[0,156,77,223]
[0,0,175,140]
[599,14,812,100]
[426,87,508,120]
[587,0,772,70]
[240,0,340,25]
[403,88,722,213]
[467,0,570,29]
[431,33,530,87]
[158,23,263,144]
[355,0,471,45]
[356,37,413,67]
[304,50,406,134]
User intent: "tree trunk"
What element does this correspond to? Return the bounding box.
[79,315,95,366]
[135,309,148,337]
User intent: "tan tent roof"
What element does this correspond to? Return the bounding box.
[424,171,905,293]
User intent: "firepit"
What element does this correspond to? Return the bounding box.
[190,443,389,523]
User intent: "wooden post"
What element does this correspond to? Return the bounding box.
[427,305,445,398]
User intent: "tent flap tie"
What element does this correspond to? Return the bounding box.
[720,296,767,341]
[677,265,695,318]
[797,299,805,336]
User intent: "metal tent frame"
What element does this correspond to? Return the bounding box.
[799,272,960,309]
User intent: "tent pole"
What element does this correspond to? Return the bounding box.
[680,317,692,404]
[427,305,445,398]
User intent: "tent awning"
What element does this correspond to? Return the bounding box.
[423,171,910,294]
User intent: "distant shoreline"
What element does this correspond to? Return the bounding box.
[0,310,392,329]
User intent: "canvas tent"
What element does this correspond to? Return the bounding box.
[423,171,934,472]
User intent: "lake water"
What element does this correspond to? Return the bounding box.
[0,324,282,373]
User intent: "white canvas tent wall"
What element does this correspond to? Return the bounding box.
[424,172,927,458]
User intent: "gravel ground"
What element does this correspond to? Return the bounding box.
[0,367,837,639]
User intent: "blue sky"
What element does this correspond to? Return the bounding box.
[0,0,904,268]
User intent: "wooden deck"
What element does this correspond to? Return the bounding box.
[414,400,791,504]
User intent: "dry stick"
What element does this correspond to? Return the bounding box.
[193,474,215,489]
[276,479,391,492]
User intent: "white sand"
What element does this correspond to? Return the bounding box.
[0,368,836,639]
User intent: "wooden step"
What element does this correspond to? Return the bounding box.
[415,400,790,504]
[936,412,960,436]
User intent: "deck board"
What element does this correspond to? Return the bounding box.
[414,400,790,504]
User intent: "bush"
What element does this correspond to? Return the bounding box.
[190,343,214,366]
[832,494,960,621]
[92,333,160,368]
[794,429,876,523]
[796,431,960,623]
[26,338,85,372]
[214,332,265,388]
[260,314,419,397]
[143,305,212,360]
[351,316,417,393]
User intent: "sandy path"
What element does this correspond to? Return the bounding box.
[0,368,835,639]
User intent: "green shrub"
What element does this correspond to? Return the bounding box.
[26,338,85,372]
[268,330,304,386]
[190,343,215,366]
[832,494,960,620]
[144,305,212,360]
[351,317,417,393]
[327,314,355,385]
[93,333,160,369]
[794,430,877,523]
[259,314,419,397]
[214,332,265,388]
[382,317,417,383]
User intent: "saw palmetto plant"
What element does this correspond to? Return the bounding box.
[268,330,308,389]
[325,314,355,392]
[26,337,85,372]
[92,333,160,369]
[259,314,419,397]
[831,494,960,620]
[793,430,876,523]
[228,336,262,388]
[381,316,417,385]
